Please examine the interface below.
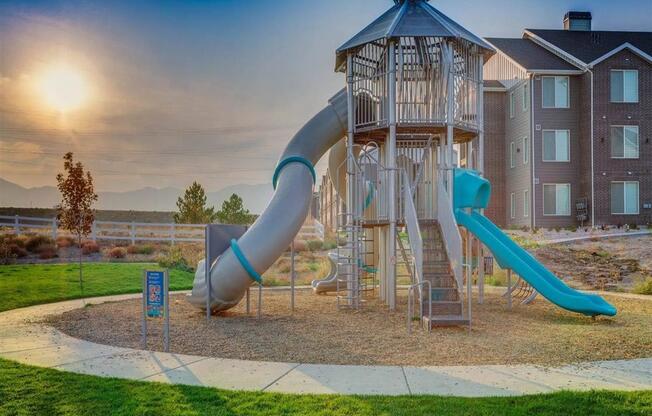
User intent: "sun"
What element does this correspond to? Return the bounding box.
[37,64,88,112]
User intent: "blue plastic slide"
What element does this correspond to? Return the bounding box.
[453,169,616,317]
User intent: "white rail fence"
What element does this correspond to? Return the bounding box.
[0,215,325,245]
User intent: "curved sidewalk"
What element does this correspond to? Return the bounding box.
[1,294,651,397]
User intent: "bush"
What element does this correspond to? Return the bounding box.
[293,240,307,252]
[37,244,58,259]
[81,241,100,255]
[25,235,55,253]
[107,247,127,259]
[127,244,155,255]
[156,246,191,272]
[0,234,26,248]
[633,278,652,295]
[56,235,76,248]
[629,223,639,230]
[8,244,28,258]
[307,240,323,252]
[0,241,16,265]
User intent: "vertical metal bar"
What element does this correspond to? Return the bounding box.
[14,215,19,235]
[130,222,136,245]
[51,218,57,240]
[290,240,295,312]
[257,283,262,319]
[170,223,176,246]
[141,270,147,349]
[387,39,397,310]
[205,226,211,322]
[164,269,170,353]
[507,269,513,310]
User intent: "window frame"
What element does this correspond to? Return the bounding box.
[523,189,530,218]
[541,76,570,109]
[611,181,640,215]
[610,69,639,103]
[610,125,639,159]
[510,141,515,168]
[510,192,516,219]
[523,136,529,165]
[542,183,571,217]
[509,91,515,118]
[522,84,528,112]
[542,129,571,162]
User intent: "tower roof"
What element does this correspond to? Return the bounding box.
[336,0,494,70]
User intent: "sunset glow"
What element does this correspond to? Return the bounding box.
[37,64,88,112]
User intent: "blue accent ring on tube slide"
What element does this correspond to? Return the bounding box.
[230,239,262,284]
[273,156,316,190]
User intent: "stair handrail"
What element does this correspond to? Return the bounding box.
[436,171,464,293]
[401,169,423,292]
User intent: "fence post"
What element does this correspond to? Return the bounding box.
[91,221,97,242]
[51,218,57,240]
[14,215,19,235]
[130,222,136,245]
[170,223,176,246]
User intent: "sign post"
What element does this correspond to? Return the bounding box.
[142,269,170,352]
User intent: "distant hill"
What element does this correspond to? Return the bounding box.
[0,178,273,214]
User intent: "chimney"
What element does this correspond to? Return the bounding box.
[564,11,592,31]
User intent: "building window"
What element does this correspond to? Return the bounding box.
[542,76,569,108]
[611,181,639,215]
[543,184,571,216]
[611,70,638,103]
[510,192,516,219]
[509,91,515,118]
[523,137,529,164]
[524,189,530,218]
[522,85,528,111]
[510,141,515,168]
[542,130,570,162]
[611,126,639,159]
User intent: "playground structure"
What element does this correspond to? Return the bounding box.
[189,0,616,327]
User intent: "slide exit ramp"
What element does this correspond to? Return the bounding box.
[453,169,616,317]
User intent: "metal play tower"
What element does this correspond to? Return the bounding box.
[333,0,494,324]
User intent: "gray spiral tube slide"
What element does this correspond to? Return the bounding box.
[188,89,348,311]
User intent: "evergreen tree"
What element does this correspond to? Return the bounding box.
[216,193,253,225]
[173,182,217,224]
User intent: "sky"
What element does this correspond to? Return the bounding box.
[1,0,651,193]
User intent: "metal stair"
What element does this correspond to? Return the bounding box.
[419,221,469,327]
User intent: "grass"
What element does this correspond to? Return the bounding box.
[633,278,652,295]
[0,359,650,416]
[0,263,194,312]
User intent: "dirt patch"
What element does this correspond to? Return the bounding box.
[49,290,652,367]
[530,235,652,291]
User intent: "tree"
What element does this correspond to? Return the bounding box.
[56,152,98,298]
[216,193,254,225]
[173,181,218,224]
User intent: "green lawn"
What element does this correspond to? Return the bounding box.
[0,359,650,416]
[0,263,194,312]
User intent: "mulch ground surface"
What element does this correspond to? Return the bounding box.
[49,289,652,367]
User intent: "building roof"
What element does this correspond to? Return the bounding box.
[483,80,505,89]
[485,38,581,71]
[336,0,494,70]
[526,29,652,64]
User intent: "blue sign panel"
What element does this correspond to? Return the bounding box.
[146,271,165,317]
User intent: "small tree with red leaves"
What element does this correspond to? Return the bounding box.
[56,152,98,296]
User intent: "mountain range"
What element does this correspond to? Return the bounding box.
[0,178,273,214]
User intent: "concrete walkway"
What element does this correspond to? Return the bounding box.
[1,294,651,397]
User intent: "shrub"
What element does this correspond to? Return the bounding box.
[108,247,127,259]
[8,244,28,258]
[629,223,639,230]
[307,240,323,252]
[293,240,307,252]
[25,235,55,253]
[633,278,652,295]
[127,244,155,255]
[0,241,16,265]
[37,244,58,259]
[156,246,191,272]
[56,235,76,248]
[81,241,100,255]
[0,234,26,248]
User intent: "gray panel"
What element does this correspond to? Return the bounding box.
[205,224,247,266]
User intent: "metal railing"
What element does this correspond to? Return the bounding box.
[407,280,431,334]
[435,173,463,293]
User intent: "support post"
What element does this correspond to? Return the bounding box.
[478,240,485,304]
[466,215,472,331]
[51,218,57,240]
[205,226,211,322]
[257,283,262,319]
[130,222,136,245]
[164,269,170,352]
[91,221,97,242]
[387,39,397,310]
[14,215,19,235]
[345,52,358,308]
[290,240,295,312]
[246,287,250,314]
[170,223,176,246]
[141,270,147,349]
[507,269,513,310]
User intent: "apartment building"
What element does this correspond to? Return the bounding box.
[483,12,651,228]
